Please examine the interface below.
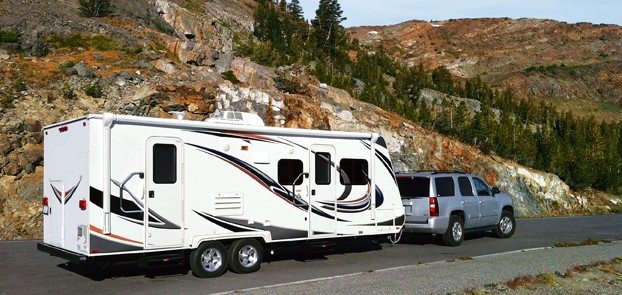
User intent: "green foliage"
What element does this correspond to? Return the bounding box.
[79,0,112,17]
[12,79,27,92]
[59,60,77,70]
[49,34,87,49]
[181,0,203,14]
[241,0,622,196]
[0,30,19,43]
[84,81,104,98]
[274,76,304,94]
[62,84,76,100]
[89,35,117,51]
[1,92,15,108]
[221,70,240,84]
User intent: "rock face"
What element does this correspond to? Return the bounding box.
[350,18,622,121]
[0,0,618,240]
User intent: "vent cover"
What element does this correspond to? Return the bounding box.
[213,192,244,216]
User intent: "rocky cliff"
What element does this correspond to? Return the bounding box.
[350,18,622,121]
[0,1,618,239]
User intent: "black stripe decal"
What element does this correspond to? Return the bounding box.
[193,210,255,233]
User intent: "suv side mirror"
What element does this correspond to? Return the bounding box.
[491,187,501,195]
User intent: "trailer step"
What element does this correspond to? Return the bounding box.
[306,240,336,253]
[138,252,185,268]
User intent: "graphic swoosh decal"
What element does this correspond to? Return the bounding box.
[50,176,82,204]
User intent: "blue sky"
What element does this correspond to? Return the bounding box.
[299,0,622,27]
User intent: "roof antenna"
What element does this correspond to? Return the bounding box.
[169,111,185,120]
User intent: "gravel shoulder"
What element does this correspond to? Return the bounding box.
[232,241,622,295]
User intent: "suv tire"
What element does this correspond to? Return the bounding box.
[442,215,464,246]
[493,211,516,238]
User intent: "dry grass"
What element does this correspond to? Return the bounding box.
[553,237,608,248]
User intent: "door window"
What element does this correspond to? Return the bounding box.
[473,177,491,196]
[458,177,475,196]
[278,159,304,185]
[339,159,368,185]
[315,152,331,185]
[153,144,177,184]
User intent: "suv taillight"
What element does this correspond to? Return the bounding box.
[42,196,48,206]
[429,197,439,217]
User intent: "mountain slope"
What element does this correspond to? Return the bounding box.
[350,18,622,121]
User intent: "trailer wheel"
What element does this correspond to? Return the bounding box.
[227,239,263,274]
[189,241,227,278]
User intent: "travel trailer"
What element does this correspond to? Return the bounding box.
[37,112,405,278]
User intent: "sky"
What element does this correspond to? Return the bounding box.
[298,0,622,27]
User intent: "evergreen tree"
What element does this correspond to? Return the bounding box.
[311,0,348,60]
[79,0,111,17]
[287,0,304,20]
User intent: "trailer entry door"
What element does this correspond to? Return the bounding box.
[309,145,337,237]
[145,137,184,249]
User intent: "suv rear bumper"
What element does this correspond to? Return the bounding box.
[403,216,449,234]
[37,242,88,264]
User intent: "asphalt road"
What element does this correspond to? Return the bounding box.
[1,214,621,295]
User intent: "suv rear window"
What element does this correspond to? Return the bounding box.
[397,177,430,198]
[434,177,455,197]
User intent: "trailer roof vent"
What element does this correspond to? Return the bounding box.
[205,111,265,126]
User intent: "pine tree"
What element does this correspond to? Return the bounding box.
[311,0,347,59]
[79,0,111,17]
[287,0,304,20]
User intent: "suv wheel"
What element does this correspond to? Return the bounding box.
[493,211,516,238]
[442,215,464,246]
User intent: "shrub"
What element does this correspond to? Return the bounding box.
[0,30,19,43]
[49,34,86,49]
[84,81,104,98]
[62,84,76,99]
[274,76,304,94]
[79,0,112,17]
[89,35,117,51]
[221,70,240,84]
[1,92,15,108]
[13,79,27,92]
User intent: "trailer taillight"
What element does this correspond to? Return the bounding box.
[42,196,48,206]
[429,197,439,217]
[79,199,87,210]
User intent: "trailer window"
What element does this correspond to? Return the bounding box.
[434,177,455,197]
[339,159,368,185]
[278,159,304,185]
[315,152,331,185]
[153,144,177,184]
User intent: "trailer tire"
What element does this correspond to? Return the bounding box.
[227,239,263,274]
[189,241,227,278]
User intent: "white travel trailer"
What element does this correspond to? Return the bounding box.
[38,112,404,278]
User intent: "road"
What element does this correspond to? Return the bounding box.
[1,214,621,295]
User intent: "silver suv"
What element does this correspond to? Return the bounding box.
[397,171,516,246]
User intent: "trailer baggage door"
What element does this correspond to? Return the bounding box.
[309,145,337,237]
[145,137,184,249]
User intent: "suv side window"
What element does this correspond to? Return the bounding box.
[434,177,455,197]
[473,177,491,196]
[457,177,474,196]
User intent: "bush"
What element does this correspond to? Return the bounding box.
[1,92,15,108]
[12,79,27,92]
[0,30,19,43]
[89,35,117,51]
[84,81,104,98]
[49,34,86,49]
[62,84,76,99]
[221,70,241,84]
[274,76,304,94]
[79,0,112,17]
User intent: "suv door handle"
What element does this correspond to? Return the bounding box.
[461,201,468,204]
[478,200,484,204]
